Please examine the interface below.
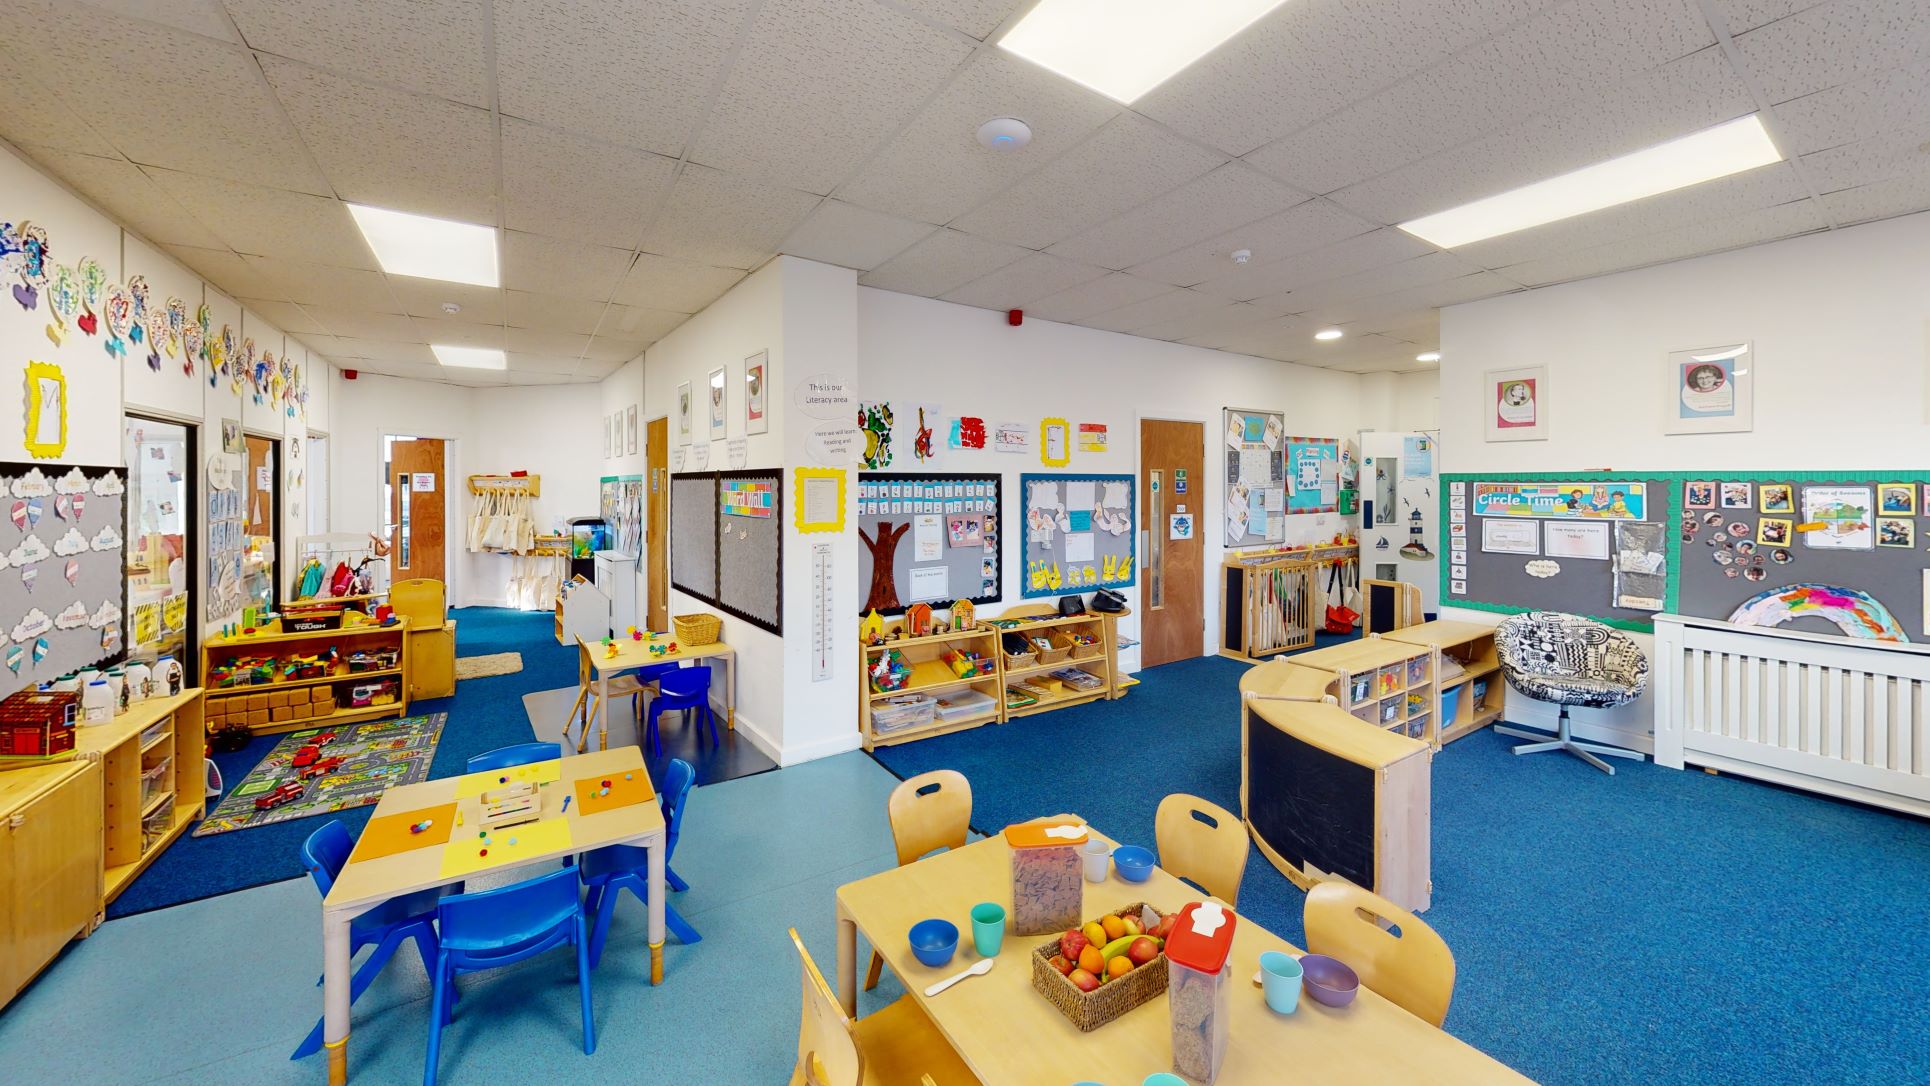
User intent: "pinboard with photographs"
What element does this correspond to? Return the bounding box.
[0,463,128,697]
[857,472,1001,617]
[1018,473,1135,600]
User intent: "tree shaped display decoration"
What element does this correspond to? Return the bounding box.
[860,520,908,613]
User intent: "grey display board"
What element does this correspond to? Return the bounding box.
[716,471,781,633]
[856,472,1001,617]
[669,472,715,601]
[1018,473,1136,600]
[0,462,128,698]
[1223,407,1287,548]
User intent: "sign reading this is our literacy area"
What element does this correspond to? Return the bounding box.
[1472,481,1647,520]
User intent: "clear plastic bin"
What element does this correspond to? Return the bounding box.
[1167,900,1237,1083]
[140,756,173,807]
[871,694,936,734]
[141,803,174,851]
[1004,819,1086,935]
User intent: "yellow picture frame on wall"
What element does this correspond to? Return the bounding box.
[1040,417,1070,467]
[793,466,847,533]
[23,360,66,459]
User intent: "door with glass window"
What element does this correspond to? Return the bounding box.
[243,435,279,614]
[123,416,196,677]
[388,439,446,583]
[1138,419,1205,667]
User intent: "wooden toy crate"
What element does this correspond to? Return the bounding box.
[1029,903,1169,1032]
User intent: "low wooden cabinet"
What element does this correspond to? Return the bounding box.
[74,689,207,905]
[408,619,456,700]
[1384,620,1507,747]
[0,759,102,1009]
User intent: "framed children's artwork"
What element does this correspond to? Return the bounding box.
[1684,480,1715,509]
[220,418,243,455]
[1758,483,1793,513]
[626,404,639,455]
[602,416,610,457]
[1662,342,1752,435]
[677,381,692,442]
[1040,417,1070,467]
[744,350,769,435]
[1719,481,1752,509]
[1877,483,1914,515]
[23,361,66,459]
[1484,365,1546,442]
[1877,517,1914,548]
[707,366,727,439]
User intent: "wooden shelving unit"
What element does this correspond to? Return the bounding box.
[1383,620,1507,747]
[1292,635,1441,744]
[862,620,1004,751]
[200,620,410,736]
[71,689,207,907]
[992,609,1114,720]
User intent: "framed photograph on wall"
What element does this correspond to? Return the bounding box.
[677,381,692,442]
[707,366,727,439]
[626,404,639,455]
[1662,342,1752,435]
[1484,365,1547,442]
[744,350,769,435]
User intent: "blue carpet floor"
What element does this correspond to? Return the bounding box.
[108,607,569,918]
[871,652,1930,1086]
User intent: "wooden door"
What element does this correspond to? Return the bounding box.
[646,417,668,629]
[1139,419,1205,667]
[389,439,446,584]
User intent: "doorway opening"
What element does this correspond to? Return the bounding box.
[124,414,198,681]
[243,434,280,615]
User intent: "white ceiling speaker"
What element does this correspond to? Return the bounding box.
[976,117,1033,151]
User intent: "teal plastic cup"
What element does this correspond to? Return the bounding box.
[1259,950,1303,1014]
[970,901,1006,958]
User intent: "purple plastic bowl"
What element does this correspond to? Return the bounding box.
[1299,954,1359,1007]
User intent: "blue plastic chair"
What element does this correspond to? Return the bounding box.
[291,821,456,1060]
[580,758,701,967]
[425,867,594,1086]
[465,741,561,773]
[645,667,715,758]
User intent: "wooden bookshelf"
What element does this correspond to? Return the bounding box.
[1292,635,1442,745]
[200,620,409,736]
[71,689,207,906]
[862,620,1003,751]
[1383,620,1507,747]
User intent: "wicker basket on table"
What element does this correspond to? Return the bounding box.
[672,613,721,646]
[1030,903,1169,1032]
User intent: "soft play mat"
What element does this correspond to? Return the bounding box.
[193,714,446,836]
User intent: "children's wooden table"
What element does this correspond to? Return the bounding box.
[317,746,666,1085]
[571,632,737,752]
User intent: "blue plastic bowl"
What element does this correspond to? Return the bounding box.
[1112,845,1155,883]
[908,918,958,967]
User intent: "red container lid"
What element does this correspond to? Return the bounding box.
[1164,901,1237,975]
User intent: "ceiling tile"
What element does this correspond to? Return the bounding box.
[501,120,678,250]
[602,304,688,342]
[639,164,822,269]
[858,227,1028,297]
[1498,198,1826,285]
[22,147,227,249]
[1801,122,1930,193]
[0,53,119,157]
[160,244,263,293]
[386,278,506,324]
[1772,61,1930,156]
[1024,272,1175,324]
[886,0,1022,38]
[939,252,1109,310]
[1137,0,1560,157]
[583,336,650,362]
[9,1,327,193]
[320,338,439,364]
[509,372,584,385]
[1177,306,1310,351]
[1307,271,1523,325]
[835,49,1121,225]
[500,231,633,299]
[780,200,937,270]
[1130,299,1287,345]
[576,357,626,379]
[1078,287,1228,334]
[1188,227,1434,301]
[507,352,582,375]
[225,0,489,105]
[1202,314,1320,361]
[506,291,610,335]
[1265,332,1418,371]
[300,307,418,340]
[506,327,590,356]
[610,252,745,313]
[1274,251,1493,313]
[410,317,506,350]
[234,299,328,336]
[144,167,377,268]
[1817,167,1930,226]
[1706,0,1830,33]
[495,0,753,158]
[1045,163,1306,270]
[1733,0,1929,103]
[241,255,399,311]
[1125,199,1379,288]
[691,0,972,194]
[263,59,498,224]
[950,114,1225,248]
[79,0,240,41]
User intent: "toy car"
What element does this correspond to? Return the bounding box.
[254,779,306,810]
[311,731,337,746]
[298,755,344,781]
[290,744,322,769]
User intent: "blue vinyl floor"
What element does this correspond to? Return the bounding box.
[3,614,1926,1085]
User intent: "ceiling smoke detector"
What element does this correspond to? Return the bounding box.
[441,302,462,315]
[976,117,1033,151]
[1230,248,1251,265]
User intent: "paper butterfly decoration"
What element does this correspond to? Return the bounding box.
[12,222,49,311]
[164,296,187,360]
[126,274,149,343]
[104,283,132,359]
[76,256,105,336]
[46,263,78,345]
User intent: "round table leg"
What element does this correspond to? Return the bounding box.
[649,941,664,985]
[326,1037,347,1086]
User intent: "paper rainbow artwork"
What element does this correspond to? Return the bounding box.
[1727,583,1907,642]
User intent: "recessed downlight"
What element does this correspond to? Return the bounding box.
[1416,351,1440,362]
[1314,328,1344,341]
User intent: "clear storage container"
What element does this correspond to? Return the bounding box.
[871,694,936,734]
[1003,819,1087,935]
[1167,900,1237,1084]
[140,756,174,807]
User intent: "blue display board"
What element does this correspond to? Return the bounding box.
[1018,473,1135,599]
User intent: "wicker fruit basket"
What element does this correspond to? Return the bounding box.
[672,612,721,646]
[1030,904,1169,1032]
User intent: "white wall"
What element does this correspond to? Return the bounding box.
[1435,210,1930,750]
[1393,371,1439,432]
[855,287,1371,659]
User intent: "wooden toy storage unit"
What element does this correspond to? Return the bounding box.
[200,621,410,735]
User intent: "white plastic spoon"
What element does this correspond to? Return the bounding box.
[923,957,995,997]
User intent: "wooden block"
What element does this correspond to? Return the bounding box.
[271,706,293,722]
[315,698,337,716]
[311,687,333,703]
[247,694,269,711]
[247,710,269,727]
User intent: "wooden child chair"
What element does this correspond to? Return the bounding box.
[864,769,972,992]
[1154,793,1249,906]
[788,928,979,1086]
[1303,880,1456,1027]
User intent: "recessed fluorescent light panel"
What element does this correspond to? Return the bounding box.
[998,0,1292,104]
[1416,351,1441,362]
[348,203,499,287]
[1314,328,1344,341]
[431,345,506,370]
[1398,114,1783,248]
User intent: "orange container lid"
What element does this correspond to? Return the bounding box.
[1165,901,1237,974]
[1001,818,1089,849]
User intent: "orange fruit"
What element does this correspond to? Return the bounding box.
[1077,944,1104,975]
[1106,955,1133,979]
[1101,914,1127,940]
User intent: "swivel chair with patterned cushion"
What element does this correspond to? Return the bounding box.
[1493,611,1648,775]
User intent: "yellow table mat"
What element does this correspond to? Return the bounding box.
[454,758,561,798]
[573,770,654,815]
[352,802,457,862]
[438,816,573,878]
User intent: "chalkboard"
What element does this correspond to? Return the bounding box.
[669,473,716,602]
[716,471,781,633]
[855,473,1001,617]
[1018,473,1135,600]
[1245,711,1373,889]
[1223,407,1287,547]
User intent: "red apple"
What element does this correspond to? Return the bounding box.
[1127,936,1159,966]
[1048,954,1074,976]
[1060,929,1089,961]
[1149,914,1177,940]
[1068,968,1100,993]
